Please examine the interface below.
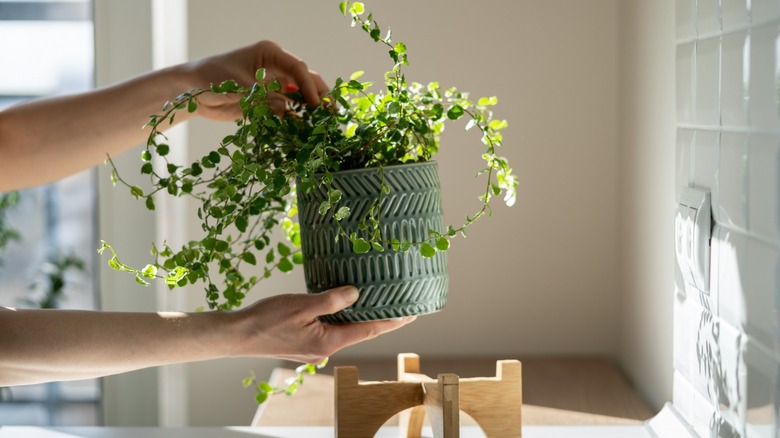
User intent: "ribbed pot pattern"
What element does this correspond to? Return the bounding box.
[298,161,449,323]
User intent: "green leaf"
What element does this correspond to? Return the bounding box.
[352,238,370,254]
[446,105,464,120]
[420,243,436,258]
[488,119,509,130]
[259,382,273,393]
[255,391,268,405]
[435,236,450,251]
[328,189,342,204]
[371,242,384,252]
[278,257,294,273]
[277,242,291,257]
[241,252,257,265]
[349,2,365,15]
[214,240,229,252]
[334,206,351,221]
[157,144,170,156]
[242,377,253,388]
[387,101,400,115]
[135,275,150,287]
[349,70,365,80]
[218,79,238,93]
[318,201,331,215]
[478,96,499,106]
[163,258,176,270]
[187,99,197,113]
[141,264,158,279]
[130,186,144,198]
[255,68,266,82]
[292,253,304,264]
[141,163,153,174]
[145,196,155,211]
[394,42,407,54]
[165,266,188,286]
[339,0,348,15]
[235,215,249,233]
[266,249,275,264]
[107,258,121,271]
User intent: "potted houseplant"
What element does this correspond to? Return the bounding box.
[100,0,516,402]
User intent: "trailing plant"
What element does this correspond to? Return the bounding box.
[23,252,86,310]
[242,359,329,405]
[104,1,515,310]
[102,0,517,401]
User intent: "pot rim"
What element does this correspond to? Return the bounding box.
[327,159,438,177]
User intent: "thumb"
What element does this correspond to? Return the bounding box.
[307,286,359,317]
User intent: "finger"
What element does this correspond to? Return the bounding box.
[330,317,417,350]
[305,286,360,317]
[277,55,324,107]
[309,71,329,98]
[268,96,287,116]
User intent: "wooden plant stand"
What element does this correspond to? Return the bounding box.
[334,353,522,438]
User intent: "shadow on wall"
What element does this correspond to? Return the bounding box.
[684,224,779,437]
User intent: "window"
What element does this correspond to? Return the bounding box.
[0,0,100,426]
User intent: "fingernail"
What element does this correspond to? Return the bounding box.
[391,316,416,322]
[343,286,359,304]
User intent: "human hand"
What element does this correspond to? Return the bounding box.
[232,286,416,364]
[182,40,329,121]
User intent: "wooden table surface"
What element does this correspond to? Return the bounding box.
[252,356,655,427]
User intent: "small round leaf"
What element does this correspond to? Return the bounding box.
[420,243,436,258]
[352,238,370,254]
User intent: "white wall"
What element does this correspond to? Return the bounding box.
[181,0,622,425]
[671,1,780,436]
[617,0,676,411]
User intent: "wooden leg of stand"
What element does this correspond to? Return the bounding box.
[423,374,460,438]
[459,360,522,438]
[398,354,426,438]
[335,366,423,438]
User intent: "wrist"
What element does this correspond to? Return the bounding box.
[187,309,245,359]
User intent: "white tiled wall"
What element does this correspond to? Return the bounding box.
[675,0,780,436]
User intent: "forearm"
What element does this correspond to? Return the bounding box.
[0,306,240,386]
[0,65,197,192]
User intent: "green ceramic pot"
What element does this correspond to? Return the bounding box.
[297,161,448,323]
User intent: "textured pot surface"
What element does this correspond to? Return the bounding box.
[298,161,448,323]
